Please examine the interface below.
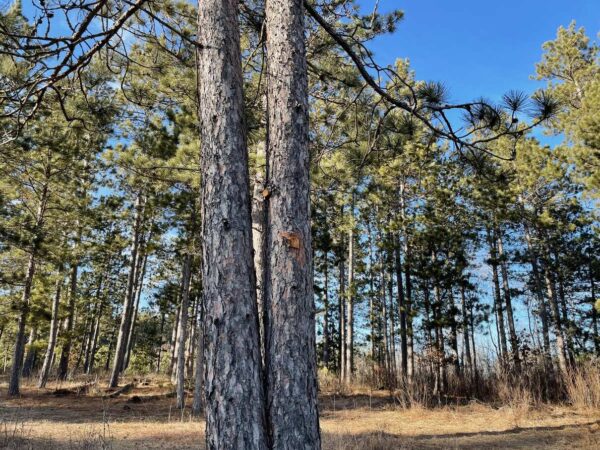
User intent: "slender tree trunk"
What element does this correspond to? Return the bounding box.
[338,252,346,381]
[460,284,472,381]
[345,206,354,382]
[170,300,181,378]
[109,194,144,388]
[264,1,321,445]
[542,263,570,374]
[590,262,600,355]
[58,263,78,380]
[22,327,38,378]
[191,296,204,417]
[252,141,268,361]
[156,311,165,373]
[523,223,552,366]
[488,229,508,366]
[9,181,48,396]
[322,253,330,367]
[86,299,103,375]
[395,236,408,380]
[124,250,148,370]
[176,253,193,410]
[496,229,520,372]
[197,1,268,446]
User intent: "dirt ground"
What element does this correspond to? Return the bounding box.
[1,376,599,449]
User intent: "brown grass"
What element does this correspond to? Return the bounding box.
[1,375,600,449]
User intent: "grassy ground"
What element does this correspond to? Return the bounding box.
[1,376,599,449]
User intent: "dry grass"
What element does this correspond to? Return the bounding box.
[1,374,600,449]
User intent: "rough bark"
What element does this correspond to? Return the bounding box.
[197,1,268,447]
[39,276,64,385]
[264,0,321,446]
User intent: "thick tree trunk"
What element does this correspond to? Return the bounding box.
[58,264,78,380]
[176,253,192,409]
[496,230,520,372]
[264,0,321,445]
[197,1,268,447]
[109,194,144,388]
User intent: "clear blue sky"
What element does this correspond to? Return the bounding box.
[358,0,599,102]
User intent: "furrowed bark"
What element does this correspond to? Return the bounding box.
[264,0,321,446]
[197,0,268,447]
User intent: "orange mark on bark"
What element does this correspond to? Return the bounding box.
[279,231,305,264]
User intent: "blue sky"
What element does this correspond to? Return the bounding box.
[358,0,599,103]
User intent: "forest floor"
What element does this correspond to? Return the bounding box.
[1,375,600,449]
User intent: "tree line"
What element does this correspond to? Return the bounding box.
[0,1,598,449]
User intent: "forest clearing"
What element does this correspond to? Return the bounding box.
[2,374,600,449]
[1,0,600,449]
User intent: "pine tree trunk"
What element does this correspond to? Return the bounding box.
[109,194,144,388]
[124,250,148,370]
[22,327,38,378]
[590,262,600,355]
[264,1,321,445]
[169,301,181,378]
[191,295,204,417]
[197,1,268,446]
[496,230,520,372]
[338,253,346,381]
[460,284,472,380]
[523,223,552,365]
[395,237,408,380]
[252,141,268,361]
[58,263,78,380]
[176,253,192,410]
[345,214,354,382]
[9,252,36,396]
[322,253,330,367]
[488,229,508,366]
[542,263,570,374]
